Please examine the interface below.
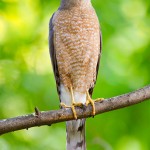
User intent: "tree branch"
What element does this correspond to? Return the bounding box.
[0,85,150,135]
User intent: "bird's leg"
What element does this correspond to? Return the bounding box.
[60,103,78,120]
[70,86,78,119]
[60,86,83,120]
[70,86,84,106]
[86,90,104,116]
[86,91,95,115]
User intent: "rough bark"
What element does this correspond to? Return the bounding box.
[0,85,150,135]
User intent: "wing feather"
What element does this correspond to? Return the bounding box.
[49,13,61,97]
[89,31,102,96]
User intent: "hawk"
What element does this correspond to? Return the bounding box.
[49,0,102,149]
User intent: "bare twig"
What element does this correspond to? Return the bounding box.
[0,85,150,135]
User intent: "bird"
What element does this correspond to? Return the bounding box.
[49,0,102,149]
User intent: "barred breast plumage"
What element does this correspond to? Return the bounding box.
[53,7,100,93]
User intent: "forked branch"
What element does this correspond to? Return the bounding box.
[0,85,150,135]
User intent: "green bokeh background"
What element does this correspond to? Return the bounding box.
[0,0,150,150]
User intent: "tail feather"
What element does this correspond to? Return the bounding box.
[66,119,86,150]
[60,84,86,150]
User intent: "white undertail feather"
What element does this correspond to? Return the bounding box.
[60,84,86,150]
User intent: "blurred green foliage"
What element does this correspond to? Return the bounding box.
[0,0,150,149]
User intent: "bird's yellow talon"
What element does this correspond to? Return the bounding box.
[60,103,77,119]
[60,87,84,120]
[94,98,104,102]
[86,90,104,116]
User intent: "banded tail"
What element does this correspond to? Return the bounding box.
[60,84,86,150]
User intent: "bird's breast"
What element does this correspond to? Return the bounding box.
[53,7,100,92]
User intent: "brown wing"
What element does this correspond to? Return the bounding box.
[89,31,102,96]
[49,13,61,98]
